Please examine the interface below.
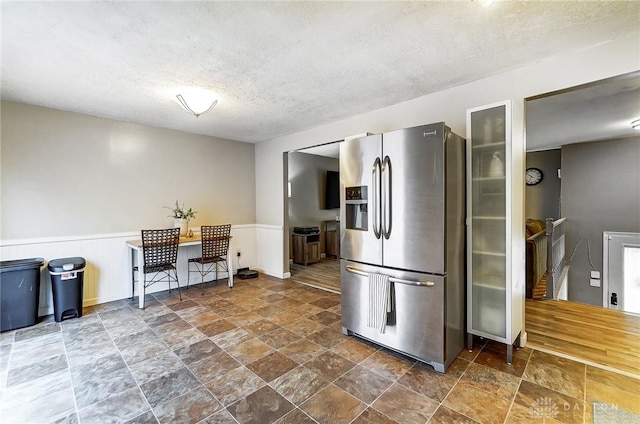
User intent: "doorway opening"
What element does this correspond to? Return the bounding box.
[286,141,342,293]
[524,70,640,307]
[523,71,640,377]
[603,232,640,315]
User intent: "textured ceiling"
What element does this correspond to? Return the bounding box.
[527,71,640,150]
[2,1,639,144]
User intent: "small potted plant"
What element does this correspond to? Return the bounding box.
[165,201,197,237]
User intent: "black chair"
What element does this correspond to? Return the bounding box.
[187,224,231,290]
[133,228,182,301]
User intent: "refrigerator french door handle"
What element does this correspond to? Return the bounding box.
[372,157,382,239]
[382,155,392,239]
[345,265,435,287]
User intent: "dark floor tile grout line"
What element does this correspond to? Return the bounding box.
[59,320,82,423]
[1,327,16,397]
[7,278,544,421]
[284,406,319,424]
[502,379,524,424]
[8,279,637,424]
[499,343,533,424]
[121,297,216,420]
[95,301,158,424]
[150,287,281,422]
[344,370,403,424]
[128,292,245,423]
[319,345,424,424]
[141,294,232,415]
[214,282,330,421]
[439,360,475,423]
[500,350,530,424]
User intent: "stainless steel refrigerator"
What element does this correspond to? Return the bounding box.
[340,122,465,373]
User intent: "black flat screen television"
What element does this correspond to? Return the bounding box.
[324,170,340,209]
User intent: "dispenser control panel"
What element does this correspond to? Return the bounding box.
[345,186,368,231]
[345,186,367,202]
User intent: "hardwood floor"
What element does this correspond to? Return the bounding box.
[289,258,340,293]
[525,299,640,378]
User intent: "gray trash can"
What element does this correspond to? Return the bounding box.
[0,258,45,332]
[48,257,86,322]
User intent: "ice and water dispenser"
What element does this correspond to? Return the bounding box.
[345,186,368,231]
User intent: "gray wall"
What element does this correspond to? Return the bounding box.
[561,136,640,306]
[525,149,561,220]
[1,101,256,239]
[288,152,339,255]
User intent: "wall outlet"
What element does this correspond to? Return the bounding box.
[590,278,601,287]
[236,249,242,257]
[590,270,600,279]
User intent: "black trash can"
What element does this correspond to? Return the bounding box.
[0,258,45,332]
[48,257,86,322]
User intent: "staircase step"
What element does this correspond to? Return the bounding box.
[532,273,547,300]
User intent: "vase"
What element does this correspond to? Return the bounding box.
[488,151,504,177]
[174,218,188,237]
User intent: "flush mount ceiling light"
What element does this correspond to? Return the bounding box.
[475,0,496,7]
[176,94,218,118]
[632,119,640,129]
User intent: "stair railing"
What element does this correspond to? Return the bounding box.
[546,217,569,300]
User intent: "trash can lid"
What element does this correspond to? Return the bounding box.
[48,257,86,272]
[0,257,45,273]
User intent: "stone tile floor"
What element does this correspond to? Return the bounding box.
[0,275,639,424]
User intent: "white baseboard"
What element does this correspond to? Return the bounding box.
[256,267,288,279]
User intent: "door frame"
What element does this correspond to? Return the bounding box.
[602,231,640,309]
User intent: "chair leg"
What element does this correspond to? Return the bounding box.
[187,262,191,289]
[131,268,136,301]
[198,263,205,292]
[174,269,182,301]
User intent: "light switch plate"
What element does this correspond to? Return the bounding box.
[590,278,601,287]
[591,270,601,279]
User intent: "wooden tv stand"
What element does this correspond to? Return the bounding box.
[292,233,320,266]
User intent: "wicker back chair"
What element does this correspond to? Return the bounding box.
[136,228,182,300]
[188,224,232,290]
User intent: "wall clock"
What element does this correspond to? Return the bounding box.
[526,167,543,185]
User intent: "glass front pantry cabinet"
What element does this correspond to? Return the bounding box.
[466,100,525,364]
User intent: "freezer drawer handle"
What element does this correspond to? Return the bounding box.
[346,266,435,287]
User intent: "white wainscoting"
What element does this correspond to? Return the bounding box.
[255,224,287,278]
[0,225,258,316]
